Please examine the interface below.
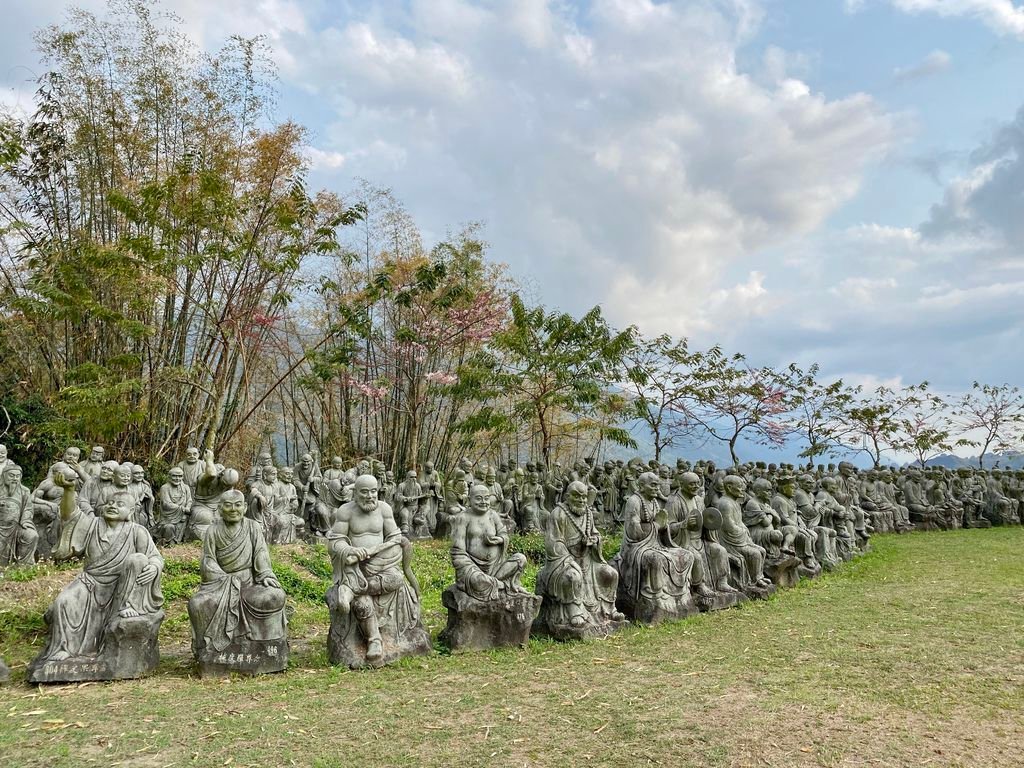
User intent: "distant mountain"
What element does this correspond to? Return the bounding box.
[921,452,1024,470]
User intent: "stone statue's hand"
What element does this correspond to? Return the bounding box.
[343,551,360,566]
[486,536,503,546]
[204,448,215,463]
[54,472,77,490]
[261,576,281,590]
[136,563,159,586]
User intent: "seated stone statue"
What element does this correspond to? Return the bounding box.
[325,475,431,668]
[613,472,705,623]
[188,450,241,542]
[770,474,820,579]
[395,470,429,540]
[815,477,855,561]
[157,467,193,546]
[27,472,164,683]
[247,464,281,541]
[534,481,625,640]
[745,478,801,588]
[901,469,938,531]
[187,490,288,675]
[664,471,743,610]
[794,474,840,571]
[440,484,540,650]
[714,475,774,597]
[0,463,38,566]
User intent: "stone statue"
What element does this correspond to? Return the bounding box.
[794,474,840,571]
[157,467,193,546]
[187,489,288,675]
[187,450,241,542]
[714,475,774,597]
[325,475,431,668]
[81,446,106,479]
[129,464,155,531]
[420,460,444,535]
[613,472,705,623]
[770,474,821,579]
[293,452,324,536]
[177,446,203,491]
[78,460,117,514]
[27,471,164,683]
[815,477,855,561]
[247,464,281,542]
[245,452,274,494]
[664,471,743,610]
[520,471,545,532]
[745,478,801,588]
[272,467,305,544]
[395,470,429,540]
[440,484,540,650]
[533,480,625,640]
[0,463,38,566]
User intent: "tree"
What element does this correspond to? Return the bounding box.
[890,383,960,468]
[681,349,792,466]
[954,382,1024,468]
[785,363,859,462]
[470,295,636,464]
[621,333,701,461]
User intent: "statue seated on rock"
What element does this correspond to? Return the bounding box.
[714,475,774,597]
[794,474,840,571]
[770,474,821,579]
[0,463,38,566]
[27,471,164,683]
[664,471,744,611]
[534,481,625,640]
[745,478,802,588]
[440,484,540,651]
[613,472,707,623]
[325,475,431,668]
[815,477,855,561]
[187,489,288,675]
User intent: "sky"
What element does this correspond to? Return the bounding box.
[2,0,1023,407]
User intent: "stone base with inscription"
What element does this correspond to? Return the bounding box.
[196,638,288,677]
[325,583,433,669]
[694,588,745,612]
[617,591,698,626]
[26,611,164,684]
[439,586,542,652]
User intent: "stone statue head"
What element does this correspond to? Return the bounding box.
[406,470,417,480]
[62,446,81,463]
[2,463,22,487]
[280,466,294,483]
[751,478,773,502]
[778,474,795,496]
[101,491,134,523]
[566,480,588,514]
[469,484,490,514]
[90,446,105,462]
[114,463,133,487]
[353,474,379,512]
[168,467,184,485]
[218,489,247,523]
[258,452,272,467]
[300,453,313,469]
[425,461,434,472]
[839,461,856,477]
[263,465,279,483]
[485,467,496,483]
[638,472,660,501]
[331,456,344,470]
[131,465,145,483]
[723,475,747,499]
[99,460,118,481]
[679,472,702,499]
[821,476,838,493]
[185,446,200,462]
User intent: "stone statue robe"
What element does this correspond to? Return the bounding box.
[615,495,693,606]
[536,503,618,627]
[0,483,37,565]
[189,518,286,654]
[41,509,164,660]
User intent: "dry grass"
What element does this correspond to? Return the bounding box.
[1,528,1022,767]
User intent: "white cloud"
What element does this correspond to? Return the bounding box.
[880,0,1024,37]
[893,49,952,82]
[303,146,346,171]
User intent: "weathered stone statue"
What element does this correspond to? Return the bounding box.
[0,464,38,566]
[613,472,705,623]
[794,474,840,571]
[187,490,288,676]
[188,450,241,542]
[325,475,431,668]
[664,472,743,610]
[901,469,937,530]
[520,470,545,532]
[292,452,323,534]
[245,452,274,493]
[81,446,106,479]
[815,477,855,561]
[534,480,625,640]
[78,459,117,514]
[129,464,155,531]
[157,467,193,546]
[744,478,801,588]
[714,475,774,597]
[272,467,304,544]
[440,484,540,651]
[770,474,821,579]
[27,471,164,683]
[247,464,281,541]
[420,460,444,535]
[32,461,83,560]
[395,470,429,540]
[177,446,203,491]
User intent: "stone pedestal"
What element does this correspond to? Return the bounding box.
[196,638,288,677]
[439,586,541,651]
[531,603,626,642]
[797,560,822,581]
[742,582,776,601]
[764,554,802,589]
[325,583,432,669]
[26,611,164,684]
[618,591,698,626]
[695,588,745,612]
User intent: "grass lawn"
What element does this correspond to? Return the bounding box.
[1,528,1023,767]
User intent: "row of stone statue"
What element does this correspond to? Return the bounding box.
[4,443,1021,684]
